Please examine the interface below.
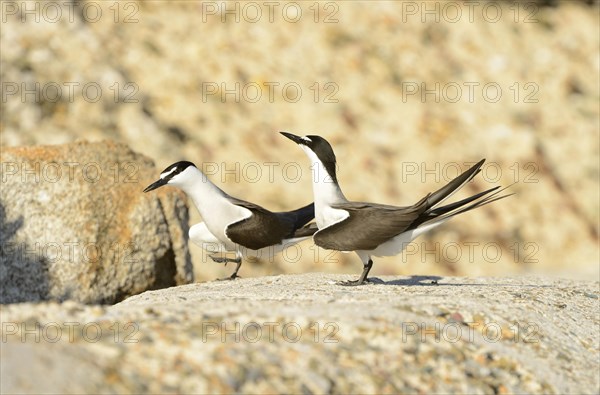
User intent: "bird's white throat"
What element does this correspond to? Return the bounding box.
[165,166,228,218]
[301,145,347,228]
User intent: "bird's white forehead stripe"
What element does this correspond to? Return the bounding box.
[160,167,178,179]
[303,136,312,143]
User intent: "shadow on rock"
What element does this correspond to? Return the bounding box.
[0,202,50,303]
[375,275,552,288]
[372,275,443,286]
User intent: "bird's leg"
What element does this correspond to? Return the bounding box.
[228,256,242,279]
[338,258,374,286]
[216,252,242,281]
[357,258,374,283]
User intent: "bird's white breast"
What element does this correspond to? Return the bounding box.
[196,199,252,249]
[316,205,349,229]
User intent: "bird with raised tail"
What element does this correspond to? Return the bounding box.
[144,161,316,280]
[281,132,512,286]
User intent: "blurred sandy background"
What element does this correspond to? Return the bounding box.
[2,0,598,282]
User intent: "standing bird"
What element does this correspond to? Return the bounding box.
[281,132,511,286]
[144,161,316,280]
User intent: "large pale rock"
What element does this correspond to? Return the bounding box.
[1,274,598,394]
[0,141,193,303]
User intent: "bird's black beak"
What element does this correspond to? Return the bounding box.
[143,178,167,193]
[280,131,307,145]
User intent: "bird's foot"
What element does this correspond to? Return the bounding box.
[216,273,241,281]
[337,278,372,286]
[210,255,242,281]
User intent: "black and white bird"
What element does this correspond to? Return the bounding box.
[281,132,512,286]
[144,161,316,280]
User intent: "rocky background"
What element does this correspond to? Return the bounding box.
[2,0,599,283]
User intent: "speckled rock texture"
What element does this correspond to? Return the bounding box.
[1,1,597,282]
[0,141,193,303]
[1,273,598,394]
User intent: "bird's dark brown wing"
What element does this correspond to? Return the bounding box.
[224,198,295,250]
[313,198,429,251]
[224,198,317,250]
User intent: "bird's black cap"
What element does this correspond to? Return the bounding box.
[280,132,338,183]
[143,161,196,192]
